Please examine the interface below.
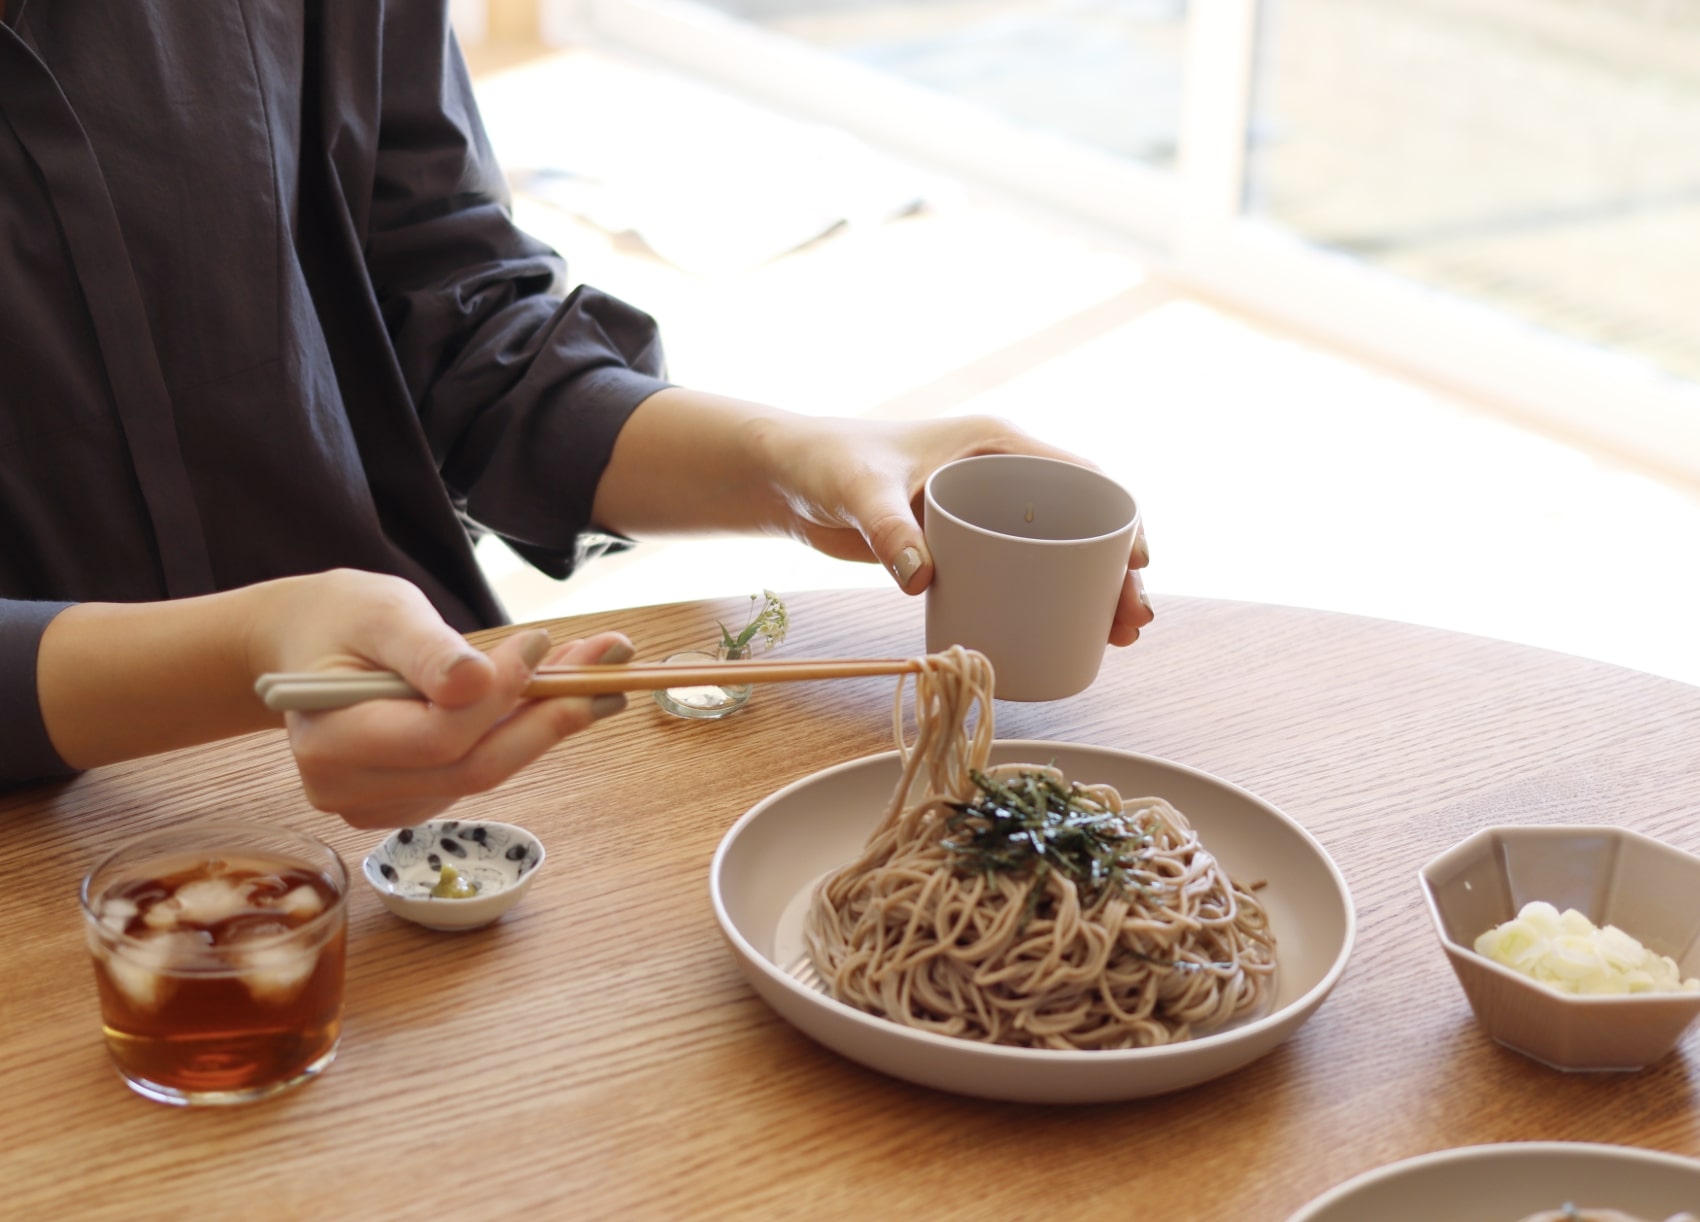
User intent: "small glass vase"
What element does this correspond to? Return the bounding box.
[652,648,753,721]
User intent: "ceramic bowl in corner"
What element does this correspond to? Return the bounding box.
[363,819,544,932]
[1419,824,1700,1072]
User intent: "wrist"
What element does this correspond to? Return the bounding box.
[39,587,277,769]
[232,572,319,681]
[598,388,799,536]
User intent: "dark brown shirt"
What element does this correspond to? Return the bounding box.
[0,0,672,784]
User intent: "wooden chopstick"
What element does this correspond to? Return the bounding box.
[255,657,924,712]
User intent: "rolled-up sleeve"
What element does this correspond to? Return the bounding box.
[366,6,670,580]
[0,601,77,787]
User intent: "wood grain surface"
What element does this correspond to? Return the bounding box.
[5,590,1699,1219]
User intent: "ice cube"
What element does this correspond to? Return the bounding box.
[102,933,187,1011]
[245,872,291,902]
[241,943,318,1003]
[274,885,325,921]
[224,917,293,943]
[169,876,254,926]
[142,900,180,930]
[97,897,139,935]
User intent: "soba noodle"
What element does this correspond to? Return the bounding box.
[803,646,1278,1050]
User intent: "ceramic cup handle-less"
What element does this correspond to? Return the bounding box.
[923,454,1138,702]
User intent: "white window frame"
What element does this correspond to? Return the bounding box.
[546,0,1700,484]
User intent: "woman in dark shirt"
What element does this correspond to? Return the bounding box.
[0,0,1152,824]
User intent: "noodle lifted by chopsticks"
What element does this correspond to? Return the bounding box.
[803,646,1278,1050]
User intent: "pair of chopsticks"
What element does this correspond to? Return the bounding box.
[255,657,924,712]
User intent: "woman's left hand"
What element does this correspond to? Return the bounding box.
[596,390,1153,646]
[764,413,1154,646]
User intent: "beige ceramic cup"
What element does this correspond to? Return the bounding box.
[923,454,1139,701]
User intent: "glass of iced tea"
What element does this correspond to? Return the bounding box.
[79,821,349,1106]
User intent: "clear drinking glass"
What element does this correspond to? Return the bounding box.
[80,821,349,1107]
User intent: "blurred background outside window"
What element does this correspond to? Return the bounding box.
[550,0,1700,484]
[450,0,1700,686]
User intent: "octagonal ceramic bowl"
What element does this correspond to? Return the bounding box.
[1419,824,1700,1071]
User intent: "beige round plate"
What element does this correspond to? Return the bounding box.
[1289,1142,1700,1221]
[710,740,1355,1104]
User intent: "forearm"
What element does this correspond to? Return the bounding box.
[37,584,283,770]
[591,387,801,540]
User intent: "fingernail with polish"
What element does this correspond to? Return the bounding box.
[892,545,924,591]
[589,693,627,721]
[440,649,484,682]
[596,640,635,666]
[518,629,554,669]
[1131,533,1150,569]
[1132,569,1153,617]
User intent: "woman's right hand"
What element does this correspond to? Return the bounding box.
[37,569,629,829]
[246,570,632,829]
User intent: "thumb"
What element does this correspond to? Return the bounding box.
[386,628,507,711]
[856,479,938,594]
[862,504,932,595]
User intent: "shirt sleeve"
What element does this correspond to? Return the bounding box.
[364,7,672,581]
[0,601,78,788]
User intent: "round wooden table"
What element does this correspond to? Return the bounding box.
[6,590,1699,1218]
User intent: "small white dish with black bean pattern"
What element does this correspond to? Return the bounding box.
[362,819,544,932]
